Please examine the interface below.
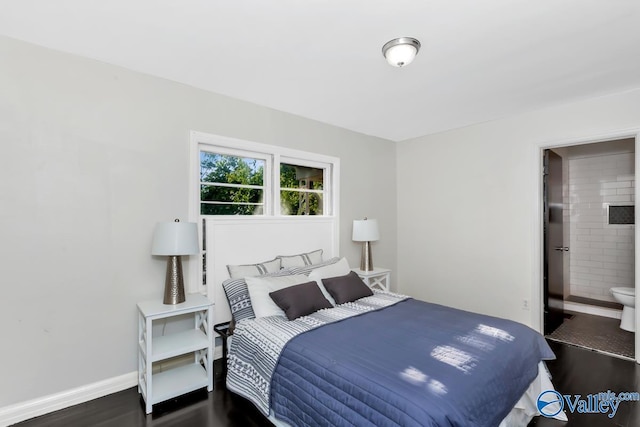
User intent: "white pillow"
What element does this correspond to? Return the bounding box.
[308,257,351,306]
[277,249,323,269]
[246,274,310,318]
[227,258,281,279]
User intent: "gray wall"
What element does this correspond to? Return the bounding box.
[397,88,640,328]
[0,36,397,407]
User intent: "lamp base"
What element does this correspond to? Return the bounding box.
[360,241,374,272]
[163,255,186,305]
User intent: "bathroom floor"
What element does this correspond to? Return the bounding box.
[546,312,634,359]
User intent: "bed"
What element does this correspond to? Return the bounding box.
[205,218,566,426]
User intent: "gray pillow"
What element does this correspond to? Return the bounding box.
[321,271,373,304]
[269,281,332,320]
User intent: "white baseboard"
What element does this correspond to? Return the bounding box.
[564,301,622,319]
[0,344,224,426]
[0,371,137,427]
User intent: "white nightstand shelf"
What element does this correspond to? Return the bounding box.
[148,329,210,362]
[151,363,209,405]
[352,267,391,291]
[137,293,214,414]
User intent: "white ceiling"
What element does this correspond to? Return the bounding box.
[2,0,640,142]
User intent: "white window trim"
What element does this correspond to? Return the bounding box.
[187,130,341,293]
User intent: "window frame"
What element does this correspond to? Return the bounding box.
[190,131,339,219]
[188,131,340,293]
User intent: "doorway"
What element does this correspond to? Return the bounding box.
[541,138,636,359]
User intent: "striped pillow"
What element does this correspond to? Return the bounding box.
[276,249,323,269]
[223,269,297,322]
[289,256,341,275]
[227,258,281,279]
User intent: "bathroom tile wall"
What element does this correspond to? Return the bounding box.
[568,153,635,302]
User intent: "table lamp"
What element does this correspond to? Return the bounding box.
[352,218,380,272]
[151,219,200,304]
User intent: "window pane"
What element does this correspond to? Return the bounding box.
[280,190,323,215]
[280,164,323,190]
[200,151,265,215]
[201,152,264,186]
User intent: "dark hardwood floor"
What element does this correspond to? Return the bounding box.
[528,340,640,427]
[14,360,272,427]
[14,340,640,427]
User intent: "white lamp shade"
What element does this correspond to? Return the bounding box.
[151,221,200,255]
[352,219,380,242]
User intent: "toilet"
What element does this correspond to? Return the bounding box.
[610,287,636,332]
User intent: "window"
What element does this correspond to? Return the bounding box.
[191,132,339,218]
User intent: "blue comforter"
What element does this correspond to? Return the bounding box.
[271,298,554,427]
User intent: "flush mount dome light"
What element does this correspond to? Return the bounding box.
[382,37,421,67]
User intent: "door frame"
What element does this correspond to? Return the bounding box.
[532,127,640,363]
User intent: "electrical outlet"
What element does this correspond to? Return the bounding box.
[522,299,530,311]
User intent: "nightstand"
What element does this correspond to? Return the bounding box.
[137,293,214,414]
[214,322,232,378]
[352,267,391,291]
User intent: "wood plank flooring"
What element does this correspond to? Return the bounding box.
[13,359,271,427]
[14,340,640,427]
[528,340,640,427]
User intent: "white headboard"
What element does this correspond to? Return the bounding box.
[205,217,339,323]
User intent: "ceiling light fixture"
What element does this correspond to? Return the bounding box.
[382,37,421,67]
